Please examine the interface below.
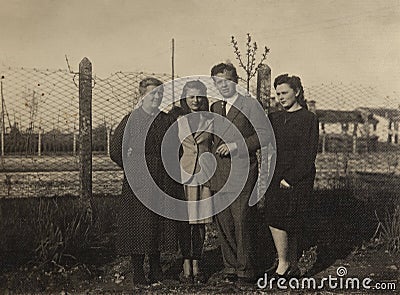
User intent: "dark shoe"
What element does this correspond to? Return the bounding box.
[148,269,164,284]
[237,276,257,286]
[179,271,193,284]
[132,254,147,285]
[265,259,279,276]
[148,252,163,283]
[271,265,301,280]
[269,272,284,281]
[193,272,206,284]
[285,265,301,278]
[133,272,149,286]
[222,273,238,282]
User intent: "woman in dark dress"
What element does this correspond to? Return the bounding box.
[110,77,183,286]
[265,74,319,278]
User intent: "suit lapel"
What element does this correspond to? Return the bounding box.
[226,96,243,122]
[218,95,244,139]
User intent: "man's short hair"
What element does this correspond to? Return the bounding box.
[139,77,163,95]
[210,62,239,83]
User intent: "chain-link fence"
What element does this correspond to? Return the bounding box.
[0,67,78,198]
[0,65,399,199]
[0,66,174,198]
[300,83,399,192]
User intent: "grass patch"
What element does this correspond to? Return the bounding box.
[0,195,118,270]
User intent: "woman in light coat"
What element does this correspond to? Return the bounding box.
[169,80,214,284]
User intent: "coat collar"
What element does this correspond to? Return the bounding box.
[178,113,213,141]
[193,115,213,140]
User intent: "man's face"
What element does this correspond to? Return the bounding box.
[141,85,163,112]
[214,70,237,98]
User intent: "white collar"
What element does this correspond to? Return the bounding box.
[224,92,239,105]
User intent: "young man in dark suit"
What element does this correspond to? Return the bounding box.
[210,62,270,283]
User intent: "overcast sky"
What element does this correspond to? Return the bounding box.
[1,0,399,101]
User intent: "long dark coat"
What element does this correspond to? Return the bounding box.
[110,107,183,255]
[265,108,319,233]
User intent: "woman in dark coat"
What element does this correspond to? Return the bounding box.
[110,77,183,285]
[265,74,319,278]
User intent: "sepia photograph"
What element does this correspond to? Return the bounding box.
[0,0,399,294]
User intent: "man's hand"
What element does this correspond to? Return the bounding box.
[216,143,230,157]
[280,179,292,189]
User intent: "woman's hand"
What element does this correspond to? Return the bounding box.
[280,179,292,189]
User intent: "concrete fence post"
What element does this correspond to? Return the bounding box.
[79,57,93,217]
[256,64,271,112]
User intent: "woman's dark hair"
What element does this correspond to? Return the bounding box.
[274,74,307,109]
[180,80,209,113]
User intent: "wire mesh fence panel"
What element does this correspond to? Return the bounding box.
[92,71,173,196]
[1,66,399,200]
[0,67,80,198]
[298,82,400,193]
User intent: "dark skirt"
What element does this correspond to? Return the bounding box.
[116,181,179,255]
[264,181,313,234]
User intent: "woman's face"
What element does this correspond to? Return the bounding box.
[275,83,300,110]
[185,88,204,112]
[141,85,163,112]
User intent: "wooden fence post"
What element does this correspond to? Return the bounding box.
[79,57,93,217]
[256,64,271,112]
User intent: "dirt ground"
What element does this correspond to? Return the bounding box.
[1,241,399,294]
[1,188,399,294]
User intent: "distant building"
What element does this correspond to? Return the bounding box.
[357,107,400,144]
[268,99,380,152]
[316,108,378,153]
[268,82,400,152]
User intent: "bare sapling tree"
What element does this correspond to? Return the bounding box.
[231,33,270,93]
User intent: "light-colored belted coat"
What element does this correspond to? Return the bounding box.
[177,113,214,223]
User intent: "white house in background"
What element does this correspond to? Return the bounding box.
[269,98,378,136]
[268,98,380,152]
[357,107,400,143]
[301,83,400,141]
